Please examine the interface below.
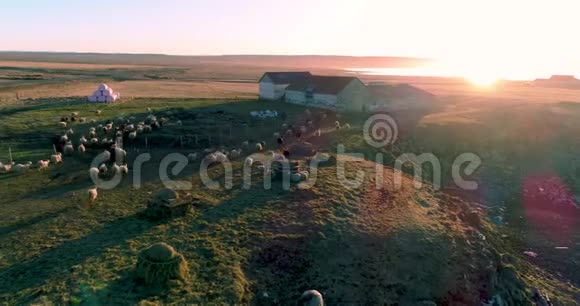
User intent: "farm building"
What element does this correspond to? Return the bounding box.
[368,82,437,111]
[533,75,580,89]
[258,72,311,100]
[88,83,121,103]
[284,75,374,112]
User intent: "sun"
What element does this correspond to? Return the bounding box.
[466,74,498,87]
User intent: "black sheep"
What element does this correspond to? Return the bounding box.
[283,150,290,158]
[277,137,284,145]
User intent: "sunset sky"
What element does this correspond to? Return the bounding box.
[2,0,579,80]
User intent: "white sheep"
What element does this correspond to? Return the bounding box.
[13,162,32,173]
[115,131,122,138]
[63,142,74,155]
[344,123,351,129]
[89,131,96,138]
[128,131,137,140]
[90,138,99,145]
[58,121,67,128]
[111,164,121,175]
[215,152,228,163]
[255,143,263,152]
[78,144,86,155]
[244,157,253,167]
[147,107,152,113]
[143,125,152,133]
[125,124,135,132]
[89,127,96,133]
[66,128,74,136]
[88,187,98,203]
[95,110,102,115]
[119,164,129,175]
[273,132,280,138]
[37,160,50,170]
[204,153,217,164]
[90,119,97,123]
[299,290,324,306]
[241,141,249,149]
[79,136,87,145]
[51,153,63,164]
[136,127,144,134]
[106,123,113,130]
[71,112,79,117]
[0,162,14,174]
[187,153,198,161]
[79,117,86,123]
[99,163,108,174]
[316,129,322,137]
[114,148,127,159]
[60,135,69,143]
[229,149,242,159]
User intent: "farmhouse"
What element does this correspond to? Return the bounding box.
[284,75,374,112]
[259,72,311,100]
[534,75,580,89]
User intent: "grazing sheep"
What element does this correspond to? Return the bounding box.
[51,153,63,164]
[71,112,79,117]
[204,153,217,164]
[37,160,50,170]
[241,141,249,149]
[90,138,99,145]
[116,117,125,125]
[58,121,67,128]
[285,129,293,137]
[120,164,129,175]
[187,153,198,161]
[147,107,152,113]
[115,131,123,138]
[106,123,113,130]
[79,117,86,123]
[277,137,284,145]
[114,147,127,160]
[298,290,324,306]
[63,142,74,155]
[129,131,137,140]
[160,117,168,125]
[95,110,102,115]
[111,164,121,175]
[244,157,253,167]
[60,135,69,143]
[99,163,108,174]
[80,136,87,144]
[0,162,14,174]
[90,119,97,123]
[137,127,144,134]
[89,130,96,138]
[273,132,280,138]
[255,143,263,152]
[125,124,135,132]
[214,151,228,163]
[281,123,288,129]
[335,121,341,130]
[143,125,152,133]
[129,116,136,122]
[13,162,33,173]
[229,149,242,159]
[344,123,351,129]
[78,144,86,155]
[88,187,98,203]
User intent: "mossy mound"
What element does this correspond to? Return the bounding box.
[135,243,189,285]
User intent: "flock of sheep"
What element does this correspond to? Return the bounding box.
[1,105,350,206]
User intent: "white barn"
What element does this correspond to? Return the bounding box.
[284,75,374,112]
[88,83,120,103]
[258,72,311,100]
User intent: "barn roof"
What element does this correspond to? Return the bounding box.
[286,75,360,95]
[259,71,312,84]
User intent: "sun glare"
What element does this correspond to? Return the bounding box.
[466,75,498,87]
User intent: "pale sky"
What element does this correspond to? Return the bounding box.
[2,0,579,79]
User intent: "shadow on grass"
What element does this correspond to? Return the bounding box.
[0,213,155,303]
[0,206,76,238]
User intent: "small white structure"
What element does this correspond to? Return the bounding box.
[88,83,121,103]
[259,72,311,100]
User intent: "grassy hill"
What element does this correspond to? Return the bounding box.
[0,97,578,304]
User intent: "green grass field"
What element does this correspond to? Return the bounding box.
[0,95,578,304]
